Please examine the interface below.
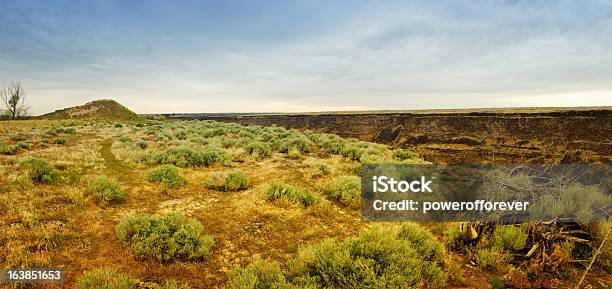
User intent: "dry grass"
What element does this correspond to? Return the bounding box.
[0,119,609,289]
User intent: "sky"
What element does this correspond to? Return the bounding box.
[1,0,611,115]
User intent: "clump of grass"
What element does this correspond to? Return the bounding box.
[10,133,27,141]
[17,142,29,149]
[310,162,332,178]
[227,224,446,288]
[266,182,318,207]
[116,212,215,261]
[205,170,248,191]
[225,258,286,289]
[52,137,66,144]
[278,136,315,153]
[0,144,18,155]
[114,123,123,128]
[87,176,126,205]
[145,165,186,188]
[118,136,132,142]
[77,268,136,289]
[393,149,419,161]
[143,146,225,167]
[322,176,361,208]
[340,145,363,161]
[137,140,148,149]
[62,127,77,134]
[245,141,271,159]
[476,247,507,271]
[286,147,302,159]
[492,225,527,251]
[20,158,60,184]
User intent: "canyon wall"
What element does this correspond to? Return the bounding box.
[167,110,611,164]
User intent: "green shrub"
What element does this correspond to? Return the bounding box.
[0,144,18,155]
[393,149,419,161]
[77,268,136,289]
[225,258,287,289]
[340,146,363,161]
[279,136,315,153]
[309,163,332,178]
[115,123,124,128]
[492,225,527,251]
[245,141,271,159]
[116,212,215,261]
[87,176,126,205]
[145,165,186,188]
[205,170,248,191]
[18,142,29,149]
[284,224,445,288]
[144,146,225,167]
[137,140,148,149]
[322,176,361,208]
[52,137,66,144]
[63,127,77,134]
[10,133,27,141]
[77,269,191,289]
[266,182,318,207]
[476,247,506,271]
[286,147,302,159]
[321,138,346,155]
[20,158,60,184]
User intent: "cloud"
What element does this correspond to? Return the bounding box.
[0,0,610,115]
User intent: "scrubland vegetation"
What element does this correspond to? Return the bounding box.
[0,119,609,288]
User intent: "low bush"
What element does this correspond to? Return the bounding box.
[17,142,29,149]
[52,137,66,144]
[0,144,18,155]
[144,146,225,167]
[225,258,286,289]
[77,268,136,289]
[340,146,363,161]
[20,158,60,184]
[77,269,192,289]
[87,176,126,205]
[322,176,361,208]
[226,224,446,288]
[116,212,215,261]
[115,123,123,128]
[492,225,527,251]
[137,140,148,149]
[286,147,302,159]
[244,141,271,159]
[145,165,186,188]
[205,170,248,191]
[476,247,507,271]
[321,138,346,155]
[266,182,318,207]
[393,149,419,161]
[10,133,27,141]
[279,136,315,153]
[63,127,77,134]
[309,163,332,178]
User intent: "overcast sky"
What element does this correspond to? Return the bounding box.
[1,0,611,115]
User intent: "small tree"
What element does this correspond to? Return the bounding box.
[1,81,29,119]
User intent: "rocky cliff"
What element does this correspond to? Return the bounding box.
[165,109,611,164]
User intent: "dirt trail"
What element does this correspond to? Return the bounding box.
[99,138,139,185]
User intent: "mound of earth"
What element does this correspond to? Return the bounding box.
[41,99,138,120]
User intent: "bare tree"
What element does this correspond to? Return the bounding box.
[1,81,30,119]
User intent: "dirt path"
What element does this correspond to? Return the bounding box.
[99,138,138,185]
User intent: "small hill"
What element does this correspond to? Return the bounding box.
[41,99,138,120]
